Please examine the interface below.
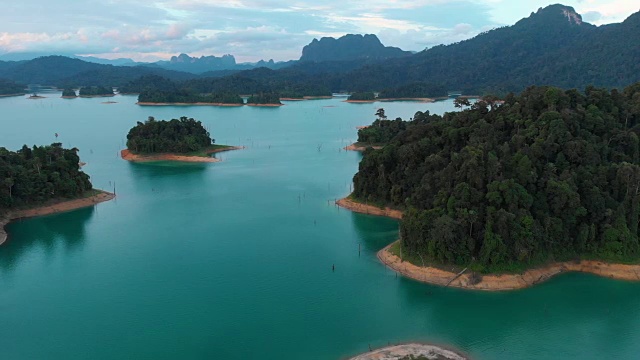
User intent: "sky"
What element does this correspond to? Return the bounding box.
[0,0,637,63]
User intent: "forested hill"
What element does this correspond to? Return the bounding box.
[352,82,640,271]
[349,4,640,94]
[300,34,411,62]
[0,56,196,87]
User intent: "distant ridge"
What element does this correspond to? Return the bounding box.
[300,34,410,62]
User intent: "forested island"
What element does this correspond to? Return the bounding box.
[0,143,114,245]
[246,92,282,106]
[347,92,376,102]
[378,82,446,101]
[122,116,241,162]
[138,89,244,106]
[343,83,640,288]
[62,88,77,98]
[79,86,114,97]
[0,79,26,97]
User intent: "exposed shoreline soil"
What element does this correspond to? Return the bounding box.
[246,103,284,107]
[137,102,244,106]
[349,343,467,360]
[345,100,377,103]
[79,94,116,98]
[120,146,244,163]
[0,93,26,98]
[378,97,435,102]
[337,196,640,291]
[344,143,384,151]
[0,190,115,246]
[336,197,402,219]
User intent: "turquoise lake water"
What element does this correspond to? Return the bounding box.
[1,93,639,359]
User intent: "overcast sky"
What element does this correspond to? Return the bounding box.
[0,0,637,62]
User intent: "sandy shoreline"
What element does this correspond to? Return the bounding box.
[79,94,115,98]
[338,196,640,291]
[378,97,435,102]
[61,96,77,99]
[345,100,377,103]
[0,190,115,246]
[120,146,244,163]
[349,343,467,360]
[344,143,384,151]
[0,93,26,98]
[336,197,402,219]
[246,103,284,107]
[137,102,244,106]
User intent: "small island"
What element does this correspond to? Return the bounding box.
[247,92,283,106]
[79,86,115,97]
[122,116,242,163]
[339,83,640,290]
[61,88,77,98]
[137,89,244,106]
[0,143,115,245]
[346,92,376,103]
[345,108,397,151]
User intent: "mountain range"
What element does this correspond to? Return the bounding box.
[0,4,639,95]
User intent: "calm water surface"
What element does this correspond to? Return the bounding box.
[1,93,639,360]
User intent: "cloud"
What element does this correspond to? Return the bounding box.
[0,0,636,62]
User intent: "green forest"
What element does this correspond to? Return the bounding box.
[126,116,214,154]
[349,92,376,101]
[62,88,77,97]
[79,86,114,96]
[0,79,25,95]
[353,83,640,272]
[247,92,282,105]
[138,88,243,104]
[378,82,448,99]
[0,144,93,210]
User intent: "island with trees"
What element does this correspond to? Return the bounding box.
[0,143,115,245]
[137,88,244,106]
[346,92,376,103]
[377,82,446,102]
[61,88,77,98]
[345,108,396,151]
[246,92,283,106]
[0,79,26,97]
[78,86,114,97]
[121,116,242,163]
[339,83,640,290]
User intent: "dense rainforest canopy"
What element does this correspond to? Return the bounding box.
[0,143,92,210]
[247,93,282,105]
[353,83,640,271]
[126,116,214,154]
[79,86,113,96]
[62,88,77,97]
[349,92,376,101]
[0,79,25,95]
[138,88,243,104]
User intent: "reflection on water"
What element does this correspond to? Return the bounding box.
[350,212,399,253]
[0,206,95,273]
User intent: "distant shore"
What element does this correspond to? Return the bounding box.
[79,94,116,98]
[0,190,115,246]
[349,343,468,360]
[120,145,244,163]
[345,100,376,103]
[28,95,46,99]
[0,93,26,98]
[246,103,284,107]
[337,196,640,291]
[378,97,435,102]
[137,102,244,106]
[344,143,383,151]
[61,96,78,99]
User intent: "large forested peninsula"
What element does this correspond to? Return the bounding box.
[0,143,94,210]
[0,79,25,96]
[138,89,244,105]
[352,83,640,273]
[79,86,114,97]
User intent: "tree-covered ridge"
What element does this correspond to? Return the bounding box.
[247,92,282,105]
[378,82,447,99]
[119,75,178,94]
[138,88,243,104]
[349,92,376,101]
[62,88,77,97]
[79,86,114,96]
[0,144,92,210]
[126,116,214,154]
[0,79,25,95]
[357,118,407,144]
[353,83,640,271]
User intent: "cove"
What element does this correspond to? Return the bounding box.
[1,92,639,360]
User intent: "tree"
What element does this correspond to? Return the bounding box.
[375,108,387,120]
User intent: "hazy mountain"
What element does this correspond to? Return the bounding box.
[299,34,411,62]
